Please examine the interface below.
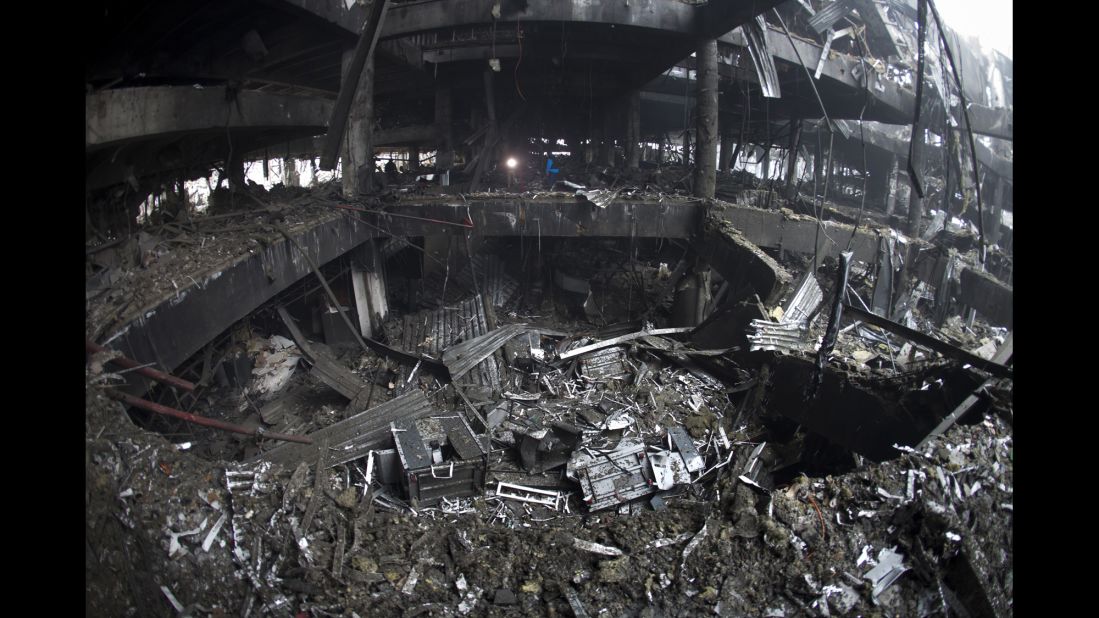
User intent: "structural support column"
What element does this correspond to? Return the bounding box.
[351,241,388,339]
[284,158,299,187]
[785,120,801,197]
[885,154,899,216]
[340,48,375,197]
[600,101,616,167]
[719,132,734,173]
[470,69,498,192]
[226,154,245,191]
[986,175,1004,247]
[434,86,454,171]
[694,39,719,198]
[625,90,641,170]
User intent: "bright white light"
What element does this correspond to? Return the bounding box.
[936,0,1012,58]
[506,158,518,169]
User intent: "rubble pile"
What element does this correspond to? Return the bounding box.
[86,243,1012,616]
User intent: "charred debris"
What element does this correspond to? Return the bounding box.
[87,1,1011,616]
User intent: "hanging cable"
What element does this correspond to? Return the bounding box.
[514,15,526,100]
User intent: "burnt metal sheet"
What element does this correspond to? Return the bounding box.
[747,320,818,353]
[808,0,857,35]
[580,347,630,381]
[843,304,1012,379]
[254,390,434,468]
[741,15,782,99]
[401,295,503,389]
[782,273,824,325]
[667,426,704,473]
[278,306,365,400]
[440,414,487,461]
[559,327,693,361]
[308,355,365,400]
[443,323,528,382]
[456,255,519,308]
[392,420,433,471]
[569,438,654,511]
[871,236,897,318]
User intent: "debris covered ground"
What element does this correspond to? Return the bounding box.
[86,197,1012,616]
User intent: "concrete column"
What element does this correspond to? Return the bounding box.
[907,188,924,237]
[683,130,691,167]
[600,101,616,166]
[408,147,420,171]
[434,86,454,170]
[694,39,719,198]
[470,69,499,192]
[785,120,801,197]
[813,142,826,197]
[657,133,666,166]
[340,48,375,197]
[729,141,742,172]
[986,175,1004,247]
[626,90,641,169]
[719,133,734,173]
[351,241,388,338]
[226,154,245,191]
[885,154,899,216]
[867,153,892,211]
[283,158,299,187]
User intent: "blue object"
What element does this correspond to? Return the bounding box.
[545,158,560,176]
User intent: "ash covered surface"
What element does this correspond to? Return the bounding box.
[87,190,1012,617]
[87,372,1011,616]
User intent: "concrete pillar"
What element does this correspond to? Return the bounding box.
[626,90,641,170]
[729,141,742,172]
[694,39,719,199]
[907,188,924,237]
[600,101,616,166]
[408,147,420,171]
[986,175,1004,247]
[885,155,899,216]
[867,153,892,211]
[719,133,734,173]
[470,69,498,191]
[351,241,388,338]
[813,142,826,197]
[657,133,666,166]
[226,154,245,191]
[283,158,299,187]
[785,120,801,197]
[683,130,691,167]
[340,48,375,197]
[434,86,454,170]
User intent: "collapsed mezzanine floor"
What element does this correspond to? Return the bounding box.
[86,172,1012,617]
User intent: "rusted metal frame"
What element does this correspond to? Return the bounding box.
[105,389,312,444]
[87,339,196,392]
